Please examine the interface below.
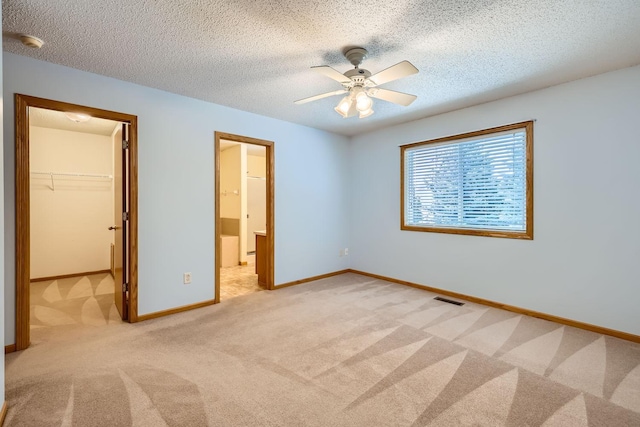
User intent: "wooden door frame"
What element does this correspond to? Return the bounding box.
[14,94,139,351]
[214,132,274,303]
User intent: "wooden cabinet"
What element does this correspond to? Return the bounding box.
[255,232,267,287]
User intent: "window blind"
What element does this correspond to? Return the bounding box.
[404,129,527,231]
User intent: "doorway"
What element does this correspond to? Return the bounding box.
[14,94,138,351]
[214,132,274,302]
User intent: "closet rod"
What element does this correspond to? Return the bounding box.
[31,171,113,179]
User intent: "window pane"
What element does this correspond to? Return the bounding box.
[403,124,531,237]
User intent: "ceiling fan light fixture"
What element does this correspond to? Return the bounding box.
[335,95,358,118]
[297,47,418,120]
[336,96,351,114]
[358,108,374,119]
[355,92,373,112]
[334,105,348,118]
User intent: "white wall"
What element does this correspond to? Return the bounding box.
[349,65,640,335]
[239,145,248,264]
[30,126,114,278]
[111,125,120,249]
[219,145,241,219]
[247,153,267,253]
[3,53,351,345]
[219,143,250,263]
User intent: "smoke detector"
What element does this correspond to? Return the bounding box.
[19,35,44,49]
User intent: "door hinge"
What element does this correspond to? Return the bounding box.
[122,140,129,150]
[122,282,129,292]
[122,212,129,221]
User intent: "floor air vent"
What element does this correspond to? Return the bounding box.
[434,296,465,306]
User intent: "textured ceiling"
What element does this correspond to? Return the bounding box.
[30,107,120,136]
[4,1,640,136]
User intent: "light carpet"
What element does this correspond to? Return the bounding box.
[6,273,640,426]
[30,273,121,343]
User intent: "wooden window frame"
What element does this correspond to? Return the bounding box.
[400,121,534,240]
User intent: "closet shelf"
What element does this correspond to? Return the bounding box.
[31,171,113,191]
[31,171,113,179]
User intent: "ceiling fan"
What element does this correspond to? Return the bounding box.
[295,47,419,119]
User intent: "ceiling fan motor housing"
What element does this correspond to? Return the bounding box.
[344,68,371,84]
[345,47,368,67]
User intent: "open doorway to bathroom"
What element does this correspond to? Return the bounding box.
[214,132,274,302]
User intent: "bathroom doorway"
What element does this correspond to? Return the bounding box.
[214,132,274,302]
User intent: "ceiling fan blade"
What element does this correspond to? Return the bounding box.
[311,66,352,84]
[294,89,347,105]
[368,61,419,86]
[368,88,417,106]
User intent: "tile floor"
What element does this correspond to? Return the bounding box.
[220,254,266,299]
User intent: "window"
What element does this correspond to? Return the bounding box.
[401,121,533,239]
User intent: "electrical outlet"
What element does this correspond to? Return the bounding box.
[183,272,192,284]
[344,248,349,256]
[339,249,345,257]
